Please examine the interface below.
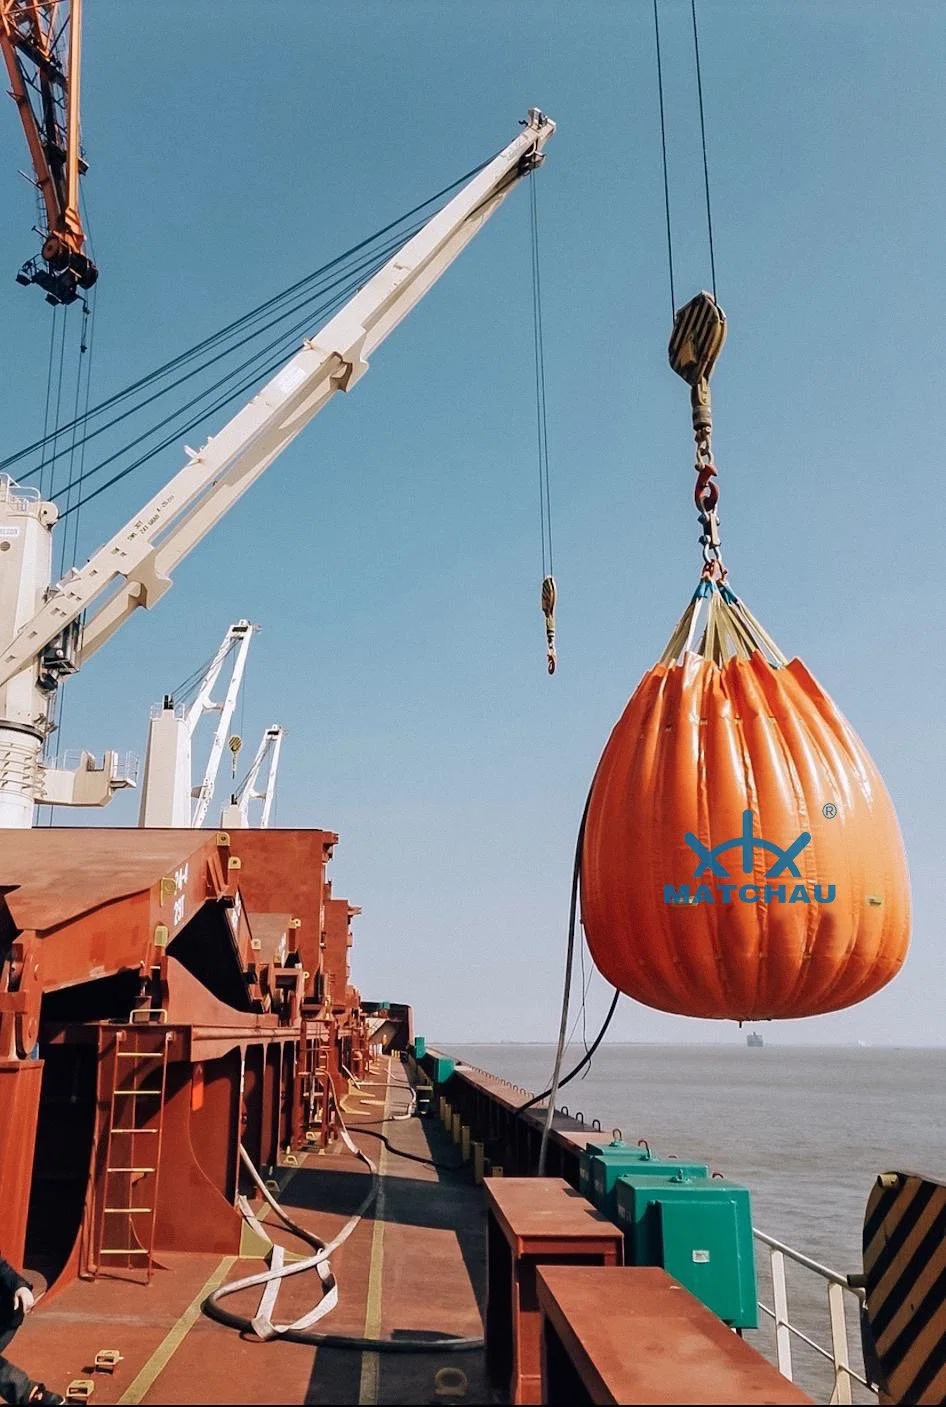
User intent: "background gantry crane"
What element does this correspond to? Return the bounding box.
[0,0,97,303]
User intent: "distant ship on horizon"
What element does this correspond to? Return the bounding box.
[746,1031,764,1048]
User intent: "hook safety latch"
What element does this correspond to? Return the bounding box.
[541,575,557,675]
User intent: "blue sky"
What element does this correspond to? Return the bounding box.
[0,2,942,1044]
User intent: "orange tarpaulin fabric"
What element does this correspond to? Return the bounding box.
[581,627,910,1022]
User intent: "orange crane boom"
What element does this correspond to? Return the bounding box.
[0,0,97,303]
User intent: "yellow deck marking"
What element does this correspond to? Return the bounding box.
[117,1255,237,1404]
[117,1152,309,1403]
[358,1058,392,1406]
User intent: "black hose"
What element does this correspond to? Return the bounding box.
[203,1080,483,1353]
[536,789,592,1173]
[202,1296,482,1353]
[352,1125,464,1174]
[516,986,621,1119]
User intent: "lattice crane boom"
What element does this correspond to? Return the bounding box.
[0,0,97,302]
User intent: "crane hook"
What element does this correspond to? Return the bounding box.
[542,575,557,675]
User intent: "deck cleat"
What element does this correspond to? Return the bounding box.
[92,1351,123,1374]
[64,1382,94,1404]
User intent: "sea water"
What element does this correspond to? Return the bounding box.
[448,1043,946,1402]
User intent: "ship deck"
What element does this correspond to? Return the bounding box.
[15,1057,492,1406]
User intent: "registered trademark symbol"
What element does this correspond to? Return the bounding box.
[822,802,838,820]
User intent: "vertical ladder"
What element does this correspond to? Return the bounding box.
[300,1036,332,1147]
[99,1025,170,1281]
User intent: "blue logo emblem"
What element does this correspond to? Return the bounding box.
[664,810,835,907]
[684,810,811,879]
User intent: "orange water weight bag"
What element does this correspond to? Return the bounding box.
[580,579,911,1021]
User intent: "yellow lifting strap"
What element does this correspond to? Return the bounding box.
[541,575,557,675]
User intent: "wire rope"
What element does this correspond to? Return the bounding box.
[67,295,96,568]
[0,157,496,478]
[44,226,417,494]
[653,0,677,316]
[58,304,90,577]
[54,218,433,518]
[515,988,621,1122]
[653,0,720,310]
[536,789,591,1175]
[529,172,554,581]
[171,638,237,706]
[47,309,69,513]
[37,308,59,500]
[578,924,591,1056]
[34,308,62,825]
[691,0,718,298]
[41,294,91,819]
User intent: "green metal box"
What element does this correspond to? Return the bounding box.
[419,1051,455,1087]
[578,1140,645,1198]
[589,1151,709,1220]
[412,1036,426,1060]
[615,1172,757,1329]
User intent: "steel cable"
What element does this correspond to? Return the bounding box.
[1,156,496,478]
[530,172,553,582]
[46,227,417,497]
[653,0,676,316]
[691,0,718,298]
[536,788,593,1174]
[653,0,720,312]
[55,217,435,518]
[37,307,59,500]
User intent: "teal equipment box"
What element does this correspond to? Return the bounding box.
[615,1172,757,1329]
[412,1036,427,1060]
[578,1139,699,1198]
[418,1050,455,1086]
[589,1148,710,1220]
[578,1140,645,1198]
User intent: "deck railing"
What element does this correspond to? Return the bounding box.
[753,1228,874,1405]
[435,1057,881,1406]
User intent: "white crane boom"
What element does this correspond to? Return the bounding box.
[257,727,282,828]
[189,620,255,826]
[0,108,555,827]
[221,723,284,830]
[137,619,257,828]
[0,110,554,686]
